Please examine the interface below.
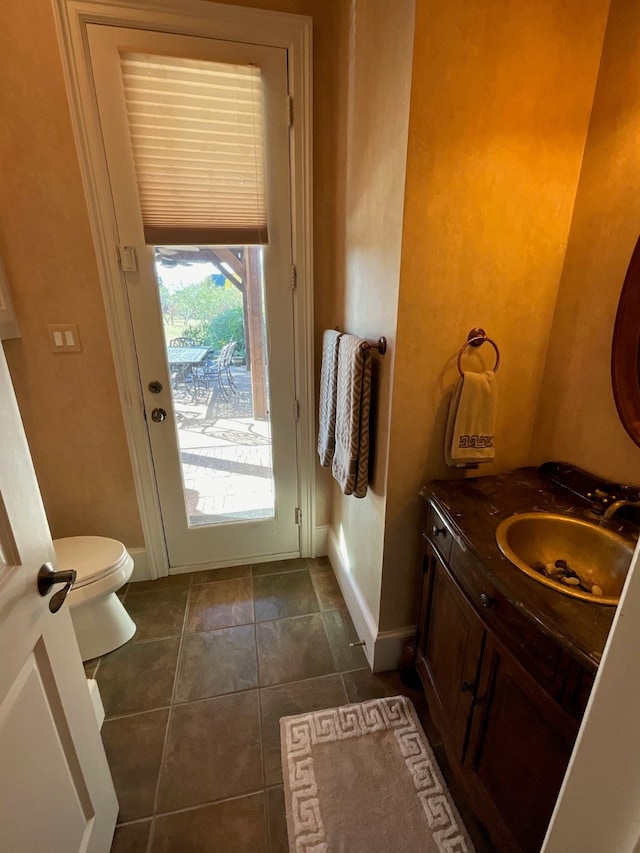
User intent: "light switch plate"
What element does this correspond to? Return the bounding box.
[47,324,82,353]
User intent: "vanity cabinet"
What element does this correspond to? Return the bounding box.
[418,543,484,761]
[416,502,592,853]
[466,632,577,853]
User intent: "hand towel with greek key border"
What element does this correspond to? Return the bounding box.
[318,329,342,466]
[444,370,497,467]
[332,334,372,497]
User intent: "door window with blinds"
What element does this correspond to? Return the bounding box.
[119,53,269,246]
[88,25,300,567]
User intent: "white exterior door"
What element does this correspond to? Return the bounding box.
[87,24,301,569]
[0,345,118,852]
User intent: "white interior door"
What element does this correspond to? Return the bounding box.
[87,24,300,569]
[0,344,118,852]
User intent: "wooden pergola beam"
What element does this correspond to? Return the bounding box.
[209,247,246,284]
[155,247,245,287]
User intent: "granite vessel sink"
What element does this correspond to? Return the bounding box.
[495,512,634,605]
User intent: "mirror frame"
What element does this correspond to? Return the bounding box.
[612,233,640,447]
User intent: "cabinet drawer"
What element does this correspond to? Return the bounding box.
[448,537,498,613]
[425,504,453,563]
[450,539,565,698]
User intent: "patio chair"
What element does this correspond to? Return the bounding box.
[169,336,196,347]
[202,340,237,398]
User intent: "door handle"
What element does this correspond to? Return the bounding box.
[151,407,167,422]
[37,562,77,613]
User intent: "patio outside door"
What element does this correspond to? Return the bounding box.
[88,25,300,568]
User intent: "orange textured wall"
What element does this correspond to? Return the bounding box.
[380,0,609,631]
[331,0,416,622]
[532,0,640,484]
[0,0,143,544]
[0,0,339,545]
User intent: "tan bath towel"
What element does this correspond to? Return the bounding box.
[318,329,342,466]
[332,335,372,497]
[444,370,497,467]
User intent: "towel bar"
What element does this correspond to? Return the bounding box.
[334,328,387,355]
[457,328,500,375]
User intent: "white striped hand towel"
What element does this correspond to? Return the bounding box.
[444,371,497,467]
[318,329,342,466]
[332,335,372,498]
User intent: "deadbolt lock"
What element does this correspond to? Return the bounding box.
[151,407,167,423]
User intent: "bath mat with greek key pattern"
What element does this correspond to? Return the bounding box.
[280,695,475,853]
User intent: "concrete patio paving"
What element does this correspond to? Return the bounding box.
[171,366,275,524]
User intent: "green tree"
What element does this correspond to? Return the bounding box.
[191,305,246,358]
[173,279,241,325]
[158,282,179,325]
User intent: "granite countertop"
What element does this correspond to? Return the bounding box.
[420,466,639,673]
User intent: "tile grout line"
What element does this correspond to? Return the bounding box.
[318,597,341,674]
[126,558,327,595]
[251,558,311,579]
[145,573,192,853]
[102,666,373,725]
[338,670,349,703]
[107,558,351,851]
[130,786,275,823]
[126,565,251,598]
[101,614,362,721]
[252,573,272,852]
[135,605,342,640]
[104,668,372,724]
[104,704,172,723]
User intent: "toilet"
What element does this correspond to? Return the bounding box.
[53,535,136,661]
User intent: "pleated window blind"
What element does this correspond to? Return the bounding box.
[119,52,268,245]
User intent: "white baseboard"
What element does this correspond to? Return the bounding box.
[129,528,329,583]
[327,527,415,673]
[128,546,153,582]
[128,546,300,581]
[327,528,377,669]
[373,626,416,672]
[314,525,329,557]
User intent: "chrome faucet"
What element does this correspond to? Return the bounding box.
[603,499,640,521]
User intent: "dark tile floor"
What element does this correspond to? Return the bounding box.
[88,557,487,853]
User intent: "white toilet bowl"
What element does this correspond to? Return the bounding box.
[53,536,136,661]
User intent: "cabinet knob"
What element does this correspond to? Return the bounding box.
[432,525,446,537]
[461,681,475,693]
[480,593,494,608]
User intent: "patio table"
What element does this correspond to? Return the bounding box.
[166,346,210,366]
[167,346,211,401]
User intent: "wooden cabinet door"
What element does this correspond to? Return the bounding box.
[466,633,578,853]
[417,544,485,760]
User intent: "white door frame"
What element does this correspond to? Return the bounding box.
[52,0,314,578]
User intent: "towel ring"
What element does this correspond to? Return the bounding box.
[457,328,500,376]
